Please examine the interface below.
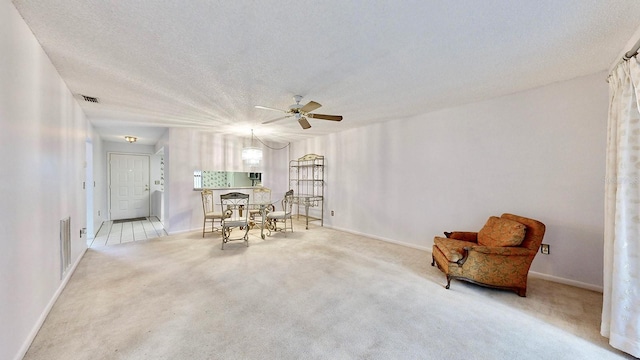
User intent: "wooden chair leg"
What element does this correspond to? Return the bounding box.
[445,275,452,289]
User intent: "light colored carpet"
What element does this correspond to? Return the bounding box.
[24,220,633,359]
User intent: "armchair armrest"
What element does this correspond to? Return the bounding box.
[445,231,478,242]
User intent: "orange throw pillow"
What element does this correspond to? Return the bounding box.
[477,216,526,247]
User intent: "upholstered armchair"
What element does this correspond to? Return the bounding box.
[431,213,546,297]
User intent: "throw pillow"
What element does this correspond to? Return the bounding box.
[477,216,526,247]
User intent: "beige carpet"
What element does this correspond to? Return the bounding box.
[24,220,633,359]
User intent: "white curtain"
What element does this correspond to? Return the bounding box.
[602,57,640,358]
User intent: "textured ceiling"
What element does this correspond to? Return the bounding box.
[11,0,640,144]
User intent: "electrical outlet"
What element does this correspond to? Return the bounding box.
[541,244,550,255]
[331,210,335,216]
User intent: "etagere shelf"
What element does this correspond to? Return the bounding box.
[289,154,324,229]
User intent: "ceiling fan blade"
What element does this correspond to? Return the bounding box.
[307,113,343,121]
[262,115,292,124]
[255,105,287,113]
[300,101,321,113]
[298,117,311,129]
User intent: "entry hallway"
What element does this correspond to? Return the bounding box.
[88,217,167,248]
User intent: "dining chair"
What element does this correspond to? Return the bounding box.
[220,192,250,249]
[266,189,294,236]
[249,187,272,228]
[201,189,227,237]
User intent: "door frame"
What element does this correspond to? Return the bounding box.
[85,138,94,240]
[107,152,151,220]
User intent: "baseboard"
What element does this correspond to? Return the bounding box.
[14,247,88,360]
[324,225,432,252]
[325,225,603,293]
[166,227,201,236]
[528,271,603,293]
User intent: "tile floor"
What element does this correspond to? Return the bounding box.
[88,216,168,247]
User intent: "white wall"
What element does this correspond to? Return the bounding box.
[0,1,90,359]
[92,133,106,231]
[292,72,608,290]
[87,126,105,235]
[166,128,289,234]
[156,132,170,224]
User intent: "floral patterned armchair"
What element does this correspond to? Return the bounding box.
[431,213,546,297]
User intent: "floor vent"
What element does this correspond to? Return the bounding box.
[60,217,71,279]
[81,95,99,103]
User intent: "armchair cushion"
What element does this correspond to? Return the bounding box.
[477,216,526,247]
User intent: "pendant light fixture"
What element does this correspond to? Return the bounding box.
[241,129,262,166]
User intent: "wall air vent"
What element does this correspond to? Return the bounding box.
[81,95,99,103]
[60,217,71,279]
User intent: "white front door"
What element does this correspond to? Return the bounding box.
[109,154,150,220]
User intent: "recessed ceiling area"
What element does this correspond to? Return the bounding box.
[92,122,169,146]
[12,0,640,144]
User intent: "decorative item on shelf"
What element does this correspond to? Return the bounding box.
[124,136,137,143]
[242,129,263,166]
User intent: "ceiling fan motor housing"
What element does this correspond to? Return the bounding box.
[289,95,304,112]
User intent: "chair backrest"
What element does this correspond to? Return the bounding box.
[253,187,272,205]
[500,213,546,251]
[282,189,294,215]
[220,192,250,221]
[201,189,214,214]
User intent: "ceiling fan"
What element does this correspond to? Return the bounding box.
[256,95,343,129]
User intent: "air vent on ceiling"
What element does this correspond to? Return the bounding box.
[81,95,99,103]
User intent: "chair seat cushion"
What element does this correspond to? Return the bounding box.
[223,220,248,227]
[205,212,225,219]
[267,211,289,219]
[434,237,477,262]
[477,216,526,247]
